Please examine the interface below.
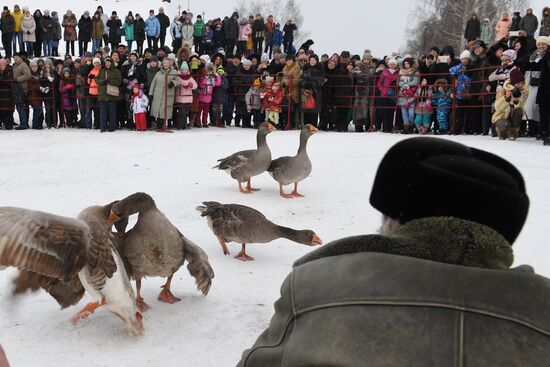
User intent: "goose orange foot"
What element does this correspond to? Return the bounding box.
[136,296,151,312]
[246,179,261,192]
[279,184,294,199]
[234,244,254,261]
[71,299,106,325]
[158,289,181,304]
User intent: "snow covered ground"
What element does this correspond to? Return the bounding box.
[1,128,549,366]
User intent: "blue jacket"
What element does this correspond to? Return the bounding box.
[270,28,283,46]
[145,16,160,37]
[449,63,472,100]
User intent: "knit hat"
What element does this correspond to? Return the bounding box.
[242,58,252,66]
[29,59,38,67]
[261,53,269,62]
[92,57,101,65]
[362,49,373,61]
[502,49,517,62]
[44,58,53,66]
[460,50,471,60]
[509,68,525,85]
[62,67,71,74]
[387,58,398,66]
[309,54,319,63]
[180,61,189,72]
[200,54,210,64]
[536,36,550,46]
[370,137,529,244]
[83,51,93,58]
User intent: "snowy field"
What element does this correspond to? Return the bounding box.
[1,128,549,366]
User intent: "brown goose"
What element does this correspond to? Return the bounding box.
[268,124,318,198]
[0,205,143,335]
[109,192,214,312]
[196,201,323,261]
[214,122,276,194]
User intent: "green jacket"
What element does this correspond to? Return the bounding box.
[96,65,122,101]
[123,21,134,41]
[238,217,550,367]
[193,19,205,37]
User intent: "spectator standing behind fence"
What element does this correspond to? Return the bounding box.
[130,83,148,131]
[27,59,42,129]
[84,57,101,129]
[39,58,55,128]
[450,51,475,135]
[193,15,205,54]
[264,15,275,57]
[78,12,92,56]
[181,16,194,50]
[282,54,301,130]
[224,12,239,56]
[96,56,121,132]
[524,37,549,139]
[432,79,452,133]
[520,8,539,39]
[174,61,197,130]
[157,7,170,49]
[376,58,399,133]
[252,14,265,56]
[134,14,146,56]
[12,5,24,54]
[196,63,221,127]
[397,58,419,134]
[21,9,36,56]
[496,12,512,42]
[62,10,77,56]
[492,69,528,140]
[1,7,15,58]
[283,19,297,54]
[479,18,493,45]
[149,56,181,130]
[170,15,182,55]
[301,53,325,128]
[50,11,61,57]
[59,67,78,127]
[12,53,31,130]
[91,12,104,53]
[464,13,480,46]
[106,12,122,52]
[413,78,433,134]
[33,10,43,58]
[145,10,160,53]
[0,59,14,130]
[540,8,550,37]
[237,19,251,59]
[245,78,263,128]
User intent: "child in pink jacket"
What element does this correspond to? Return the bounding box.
[195,64,221,127]
[175,61,198,130]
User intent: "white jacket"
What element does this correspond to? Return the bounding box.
[131,94,149,114]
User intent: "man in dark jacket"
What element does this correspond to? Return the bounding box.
[156,7,170,49]
[224,12,239,56]
[464,13,481,44]
[282,19,297,54]
[429,45,460,82]
[238,137,550,367]
[520,8,539,38]
[1,7,15,57]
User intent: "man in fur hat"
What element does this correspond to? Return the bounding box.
[238,137,550,367]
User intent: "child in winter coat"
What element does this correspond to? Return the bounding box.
[413,78,433,134]
[270,24,283,54]
[262,76,284,126]
[432,79,452,133]
[246,78,263,128]
[210,65,227,127]
[130,83,149,131]
[195,64,221,127]
[175,61,198,130]
[59,67,78,127]
[491,70,528,141]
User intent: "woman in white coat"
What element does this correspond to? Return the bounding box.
[21,9,36,55]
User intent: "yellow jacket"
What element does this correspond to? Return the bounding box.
[13,10,24,32]
[492,81,528,124]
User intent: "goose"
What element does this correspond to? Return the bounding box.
[214,122,276,194]
[109,192,214,312]
[196,201,323,261]
[268,124,319,198]
[0,205,143,335]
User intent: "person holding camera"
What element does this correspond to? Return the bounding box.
[492,68,528,141]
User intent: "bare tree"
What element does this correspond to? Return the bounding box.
[405,0,529,54]
[235,0,310,49]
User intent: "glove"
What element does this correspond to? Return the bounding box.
[168,81,175,88]
[512,89,522,99]
[88,74,95,79]
[47,76,54,82]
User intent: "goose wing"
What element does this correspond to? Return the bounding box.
[213,150,256,171]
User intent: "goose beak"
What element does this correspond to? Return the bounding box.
[311,234,323,246]
[109,211,121,223]
[308,125,319,133]
[267,123,277,132]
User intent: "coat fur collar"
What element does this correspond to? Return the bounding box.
[295,217,513,270]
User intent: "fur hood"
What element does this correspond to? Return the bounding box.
[295,217,514,270]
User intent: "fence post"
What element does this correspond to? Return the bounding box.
[450,75,457,134]
[285,76,292,131]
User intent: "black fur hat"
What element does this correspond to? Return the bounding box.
[370,138,529,244]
